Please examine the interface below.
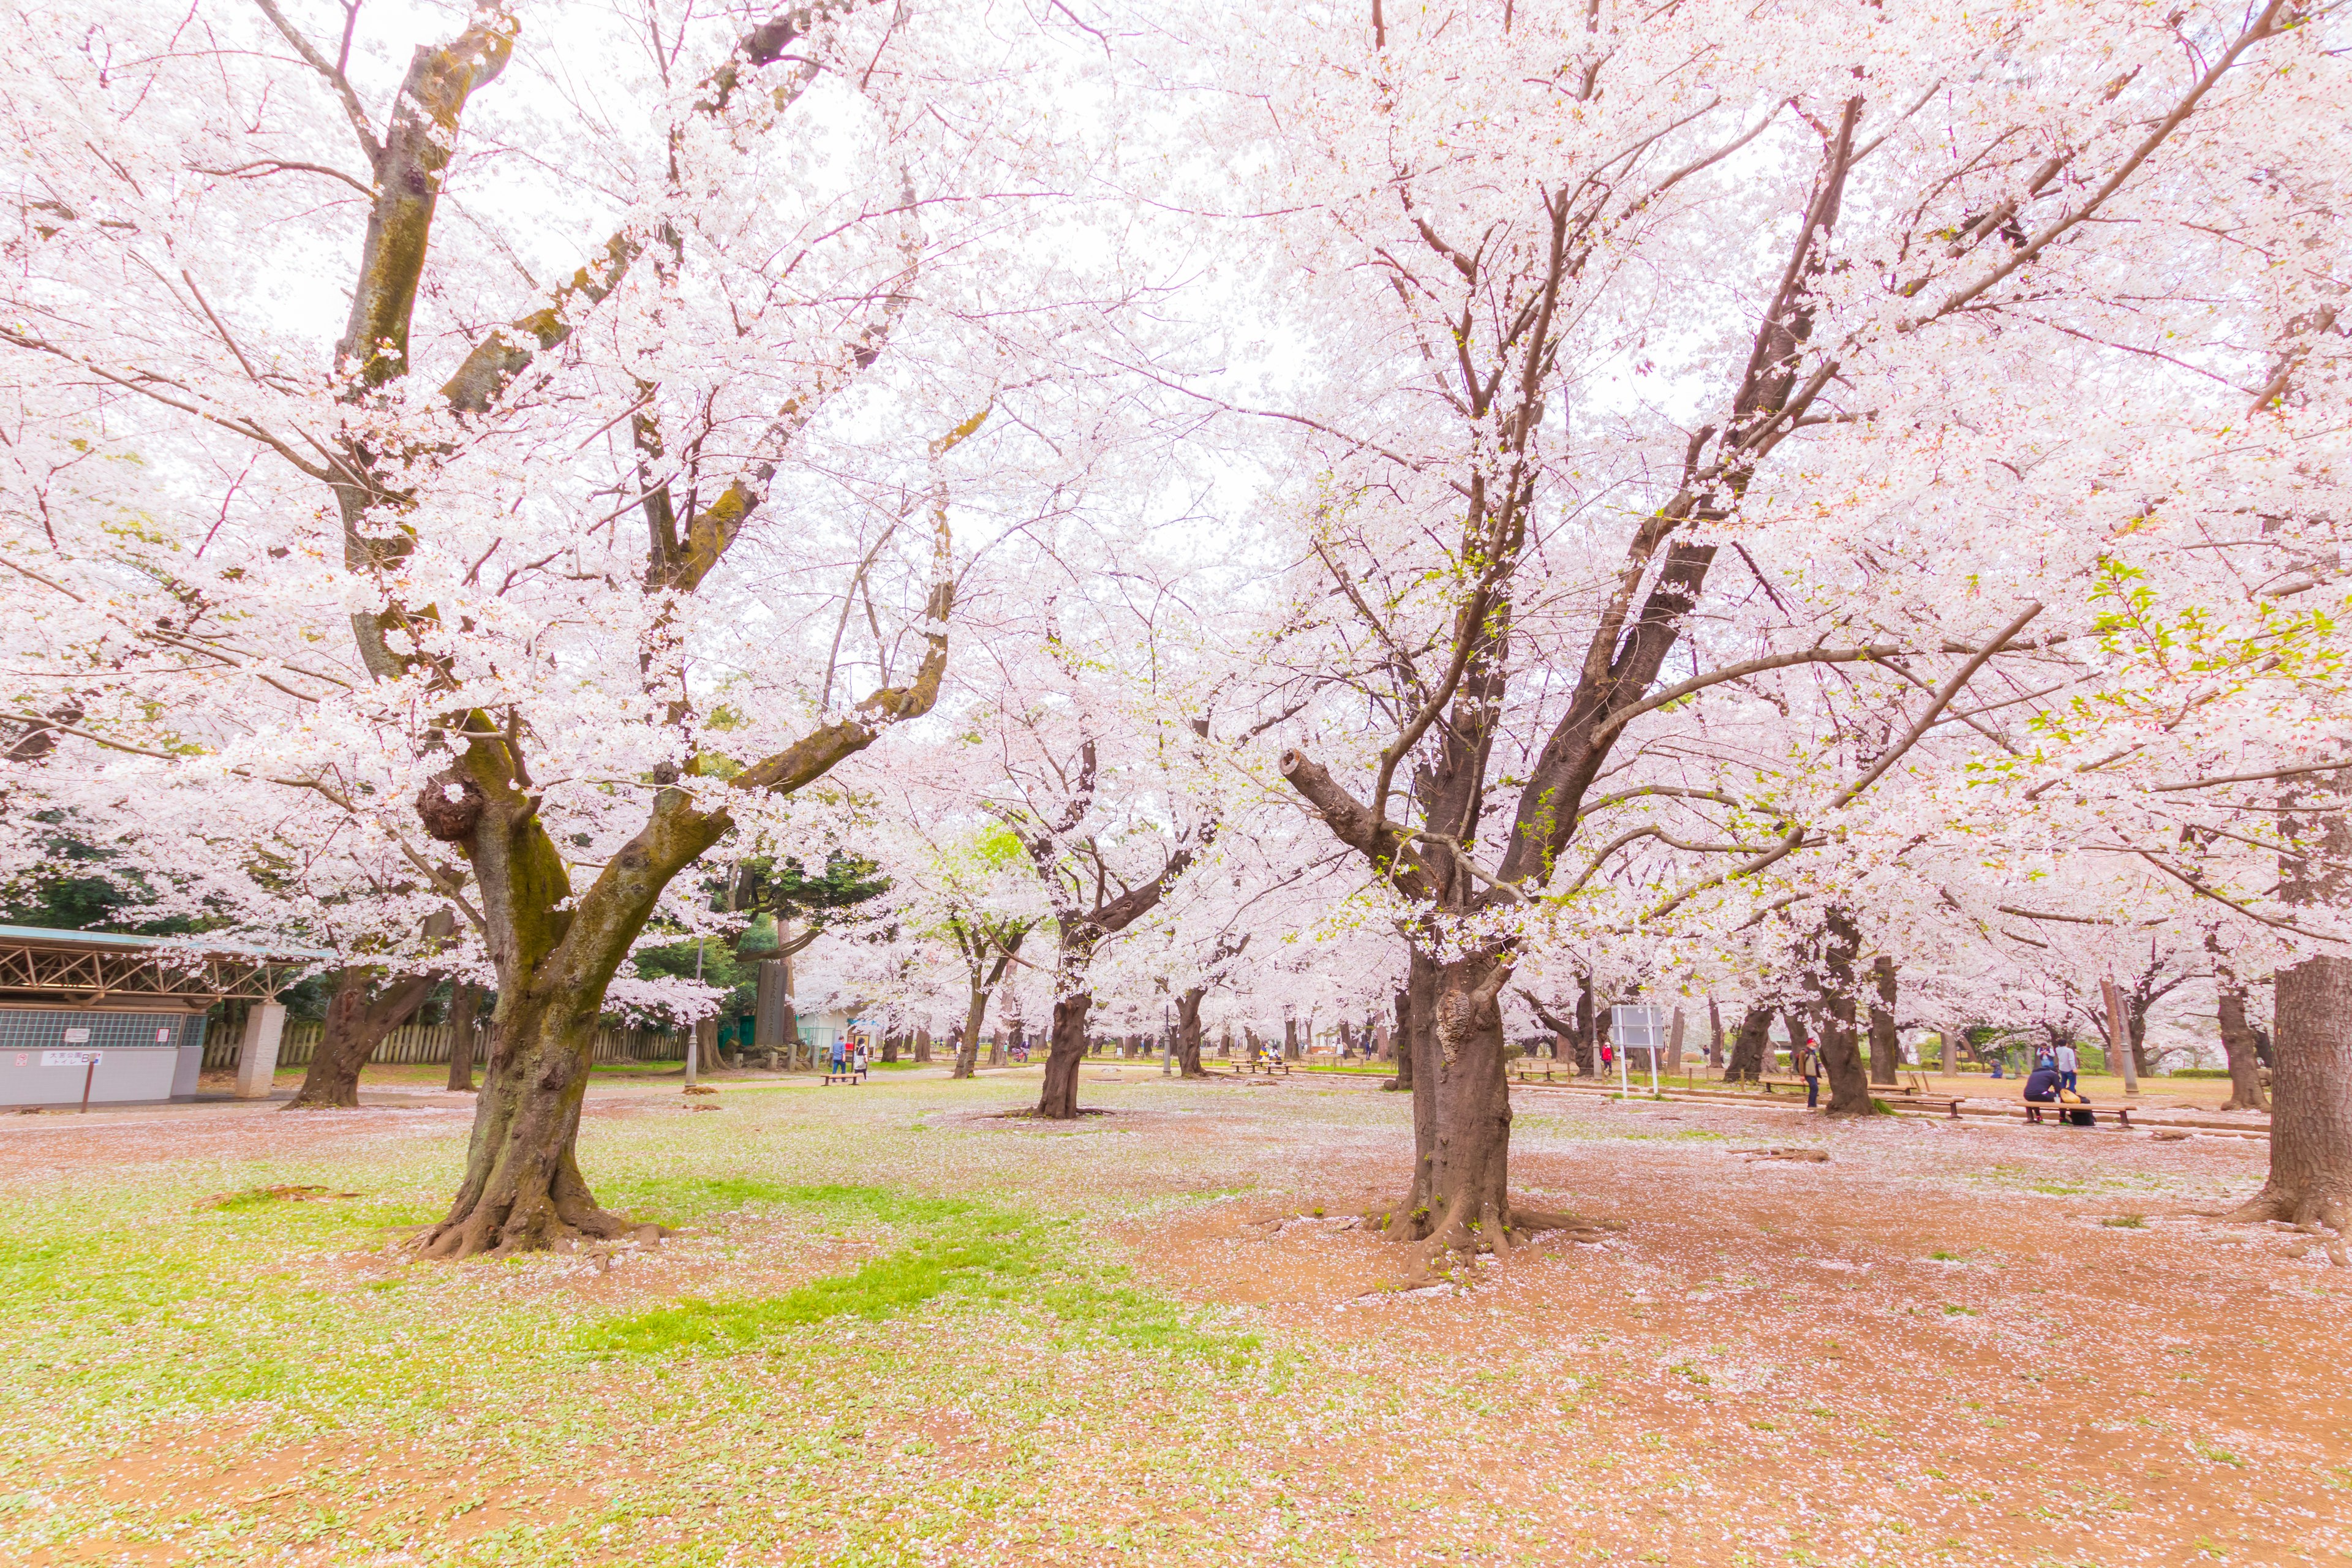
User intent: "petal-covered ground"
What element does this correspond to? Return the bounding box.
[0,1063,2340,1566]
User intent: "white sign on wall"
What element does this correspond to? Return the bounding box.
[43,1050,100,1068]
[61,1027,90,1044]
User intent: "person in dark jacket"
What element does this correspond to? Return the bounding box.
[2023,1060,2062,1122]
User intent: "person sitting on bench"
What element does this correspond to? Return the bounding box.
[2022,1058,2062,1123]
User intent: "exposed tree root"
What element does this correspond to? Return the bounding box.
[2225,1186,2348,1266]
[415,1148,663,1261]
[1361,1191,1621,1283]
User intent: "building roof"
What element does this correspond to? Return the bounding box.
[0,925,328,1007]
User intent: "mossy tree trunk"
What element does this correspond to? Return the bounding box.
[417,619,951,1256]
[285,0,963,1257]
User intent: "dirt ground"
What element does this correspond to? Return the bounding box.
[2,1064,2342,1567]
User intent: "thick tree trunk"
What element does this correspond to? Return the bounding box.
[445,982,482,1092]
[1368,950,1577,1269]
[1283,1015,1299,1060]
[2234,776,2352,1245]
[1868,955,1901,1084]
[1389,977,1415,1091]
[1725,1004,1772,1081]
[914,1027,931,1064]
[1035,990,1092,1119]
[2234,954,2352,1242]
[420,989,637,1257]
[288,964,438,1109]
[1813,911,1879,1117]
[2217,982,2269,1112]
[881,1033,900,1063]
[1175,986,1208,1076]
[1707,997,1725,1069]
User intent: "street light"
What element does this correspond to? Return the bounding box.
[685,935,703,1089]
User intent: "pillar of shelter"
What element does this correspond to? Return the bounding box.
[234,1002,286,1099]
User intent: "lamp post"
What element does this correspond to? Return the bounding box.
[685,935,703,1088]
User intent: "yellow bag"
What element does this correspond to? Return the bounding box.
[2058,1088,2082,1105]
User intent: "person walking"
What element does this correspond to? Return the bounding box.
[2054,1039,2079,1093]
[1800,1035,1822,1110]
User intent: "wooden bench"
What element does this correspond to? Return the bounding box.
[1250,1060,1293,1076]
[822,1071,860,1086]
[2022,1100,2131,1129]
[1877,1093,1966,1118]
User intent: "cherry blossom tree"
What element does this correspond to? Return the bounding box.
[0,0,1144,1252]
[1166,0,2346,1269]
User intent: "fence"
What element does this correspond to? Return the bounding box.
[201,1016,686,1072]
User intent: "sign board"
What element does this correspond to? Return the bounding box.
[43,1050,101,1068]
[61,1027,90,1044]
[155,1027,172,1043]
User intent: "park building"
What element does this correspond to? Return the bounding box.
[0,925,316,1109]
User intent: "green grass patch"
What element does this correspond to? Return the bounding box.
[577,1185,1259,1372]
[581,1209,1039,1354]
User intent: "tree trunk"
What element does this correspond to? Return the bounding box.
[954,990,987,1079]
[2126,998,2154,1079]
[421,987,638,1256]
[2233,774,2352,1244]
[881,1033,900,1063]
[1175,986,1208,1076]
[1368,949,1571,1265]
[1725,1004,1772,1081]
[1707,997,1725,1069]
[2217,981,2269,1112]
[1812,911,1878,1117]
[288,963,439,1109]
[2236,953,2352,1241]
[1035,990,1092,1119]
[914,1028,931,1064]
[1575,973,1599,1076]
[1283,1015,1299,1060]
[1868,954,1901,1085]
[445,982,483,1092]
